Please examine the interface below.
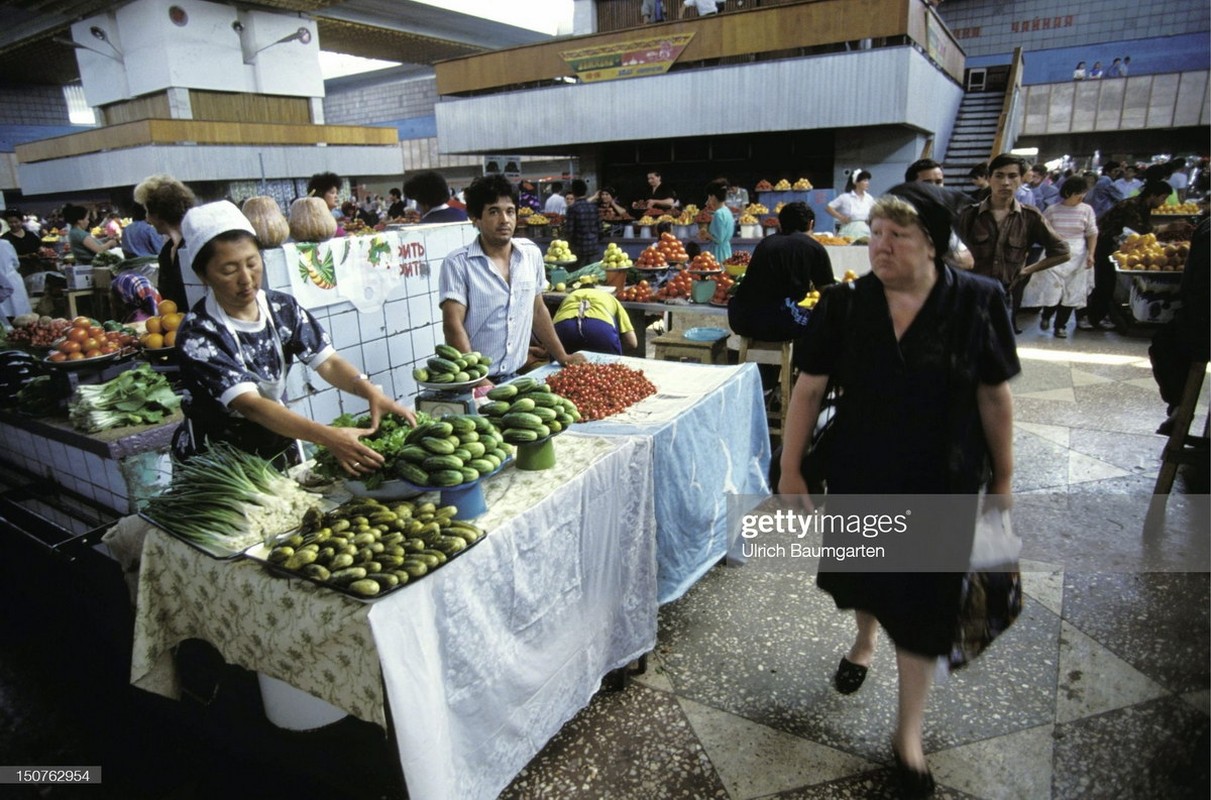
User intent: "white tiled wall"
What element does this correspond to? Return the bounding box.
[0,419,168,515]
[254,223,477,425]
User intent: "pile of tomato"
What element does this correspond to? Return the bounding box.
[618,279,653,302]
[48,317,137,362]
[710,274,736,304]
[546,362,656,421]
[654,270,694,300]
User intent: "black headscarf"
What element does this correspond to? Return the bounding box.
[884,181,968,269]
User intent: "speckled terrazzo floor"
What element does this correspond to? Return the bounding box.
[0,321,1205,800]
[499,320,1210,800]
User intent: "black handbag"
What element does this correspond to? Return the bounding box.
[769,283,853,494]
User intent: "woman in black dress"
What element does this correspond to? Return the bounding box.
[778,182,1019,797]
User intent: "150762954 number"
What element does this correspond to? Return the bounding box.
[0,767,102,784]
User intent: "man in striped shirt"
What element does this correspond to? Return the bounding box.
[439,175,586,380]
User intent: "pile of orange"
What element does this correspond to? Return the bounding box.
[140,300,184,350]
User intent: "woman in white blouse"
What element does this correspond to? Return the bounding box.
[1026,176,1098,337]
[826,170,875,241]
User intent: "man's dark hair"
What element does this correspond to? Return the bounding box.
[307,171,341,197]
[777,201,814,233]
[143,181,196,226]
[464,174,518,219]
[705,178,727,203]
[988,153,1027,175]
[389,188,401,199]
[904,158,941,182]
[63,205,90,225]
[1030,164,1048,177]
[549,181,563,193]
[131,203,148,221]
[1141,181,1174,200]
[571,179,588,197]
[404,171,452,210]
[1101,160,1120,176]
[3,207,21,220]
[969,163,988,180]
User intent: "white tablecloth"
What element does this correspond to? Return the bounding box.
[126,433,658,800]
[532,355,772,603]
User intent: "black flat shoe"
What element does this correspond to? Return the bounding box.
[833,656,868,694]
[892,745,935,798]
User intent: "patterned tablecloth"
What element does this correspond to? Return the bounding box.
[531,355,772,603]
[126,432,657,800]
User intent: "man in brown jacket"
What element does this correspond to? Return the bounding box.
[957,153,1069,332]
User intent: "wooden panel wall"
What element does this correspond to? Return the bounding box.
[435,0,950,96]
[189,91,313,124]
[15,120,397,163]
[99,92,172,126]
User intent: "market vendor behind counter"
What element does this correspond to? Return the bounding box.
[172,201,413,474]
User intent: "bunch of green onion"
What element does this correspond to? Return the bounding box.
[143,442,321,552]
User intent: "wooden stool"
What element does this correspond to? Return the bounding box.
[652,331,728,365]
[739,337,793,439]
[1154,361,1210,495]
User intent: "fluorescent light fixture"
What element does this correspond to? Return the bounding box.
[1010,147,1040,158]
[319,51,402,79]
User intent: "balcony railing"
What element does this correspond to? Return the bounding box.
[434,0,963,97]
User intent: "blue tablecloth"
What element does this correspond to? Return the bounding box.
[531,354,772,603]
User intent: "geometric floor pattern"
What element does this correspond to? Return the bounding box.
[500,321,1210,800]
[0,319,1205,799]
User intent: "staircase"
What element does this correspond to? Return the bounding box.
[942,90,1005,181]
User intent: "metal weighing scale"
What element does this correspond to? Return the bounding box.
[415,386,478,418]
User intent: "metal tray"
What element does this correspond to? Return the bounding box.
[244,530,486,603]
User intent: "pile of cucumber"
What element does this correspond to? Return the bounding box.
[264,497,483,598]
[392,414,511,487]
[413,344,491,384]
[479,377,581,444]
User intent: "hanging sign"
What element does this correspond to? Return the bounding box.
[560,33,695,83]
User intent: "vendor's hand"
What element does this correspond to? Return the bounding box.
[558,351,588,366]
[322,426,386,477]
[1085,256,1095,269]
[983,475,1014,510]
[366,391,416,431]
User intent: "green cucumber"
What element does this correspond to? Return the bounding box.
[502,411,544,430]
[434,344,463,361]
[427,469,464,487]
[421,436,456,455]
[486,384,518,401]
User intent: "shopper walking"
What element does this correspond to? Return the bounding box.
[563,179,602,267]
[778,182,1019,799]
[956,153,1069,332]
[1025,177,1098,337]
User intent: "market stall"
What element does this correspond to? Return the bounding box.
[531,354,771,603]
[122,433,657,800]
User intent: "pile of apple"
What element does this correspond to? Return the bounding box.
[544,239,576,264]
[602,242,632,269]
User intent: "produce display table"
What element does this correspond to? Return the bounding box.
[124,433,658,800]
[532,354,771,603]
